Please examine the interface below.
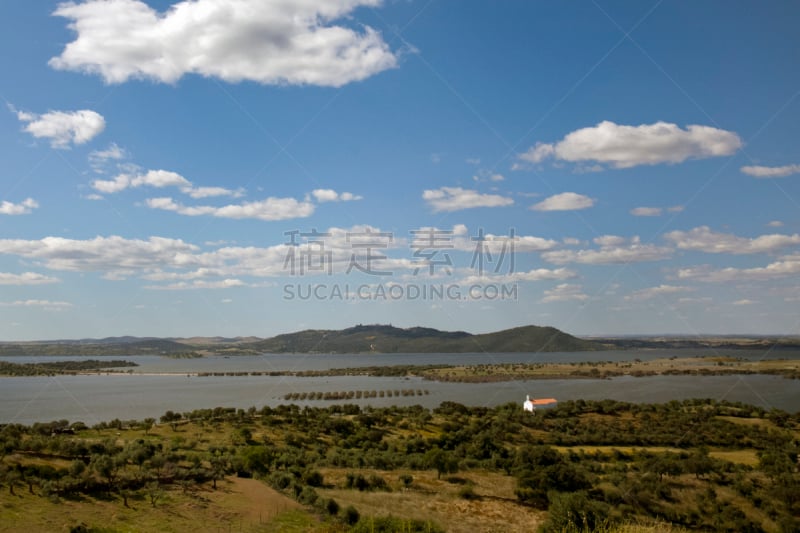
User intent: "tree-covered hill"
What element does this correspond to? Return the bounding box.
[243,324,604,354]
[0,324,605,355]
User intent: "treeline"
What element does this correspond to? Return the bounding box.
[595,337,800,350]
[422,360,800,382]
[0,359,138,376]
[283,389,429,401]
[195,364,448,378]
[430,367,800,382]
[0,398,798,532]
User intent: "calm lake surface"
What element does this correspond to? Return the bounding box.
[1,350,799,424]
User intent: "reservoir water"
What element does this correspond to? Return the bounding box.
[1,350,798,424]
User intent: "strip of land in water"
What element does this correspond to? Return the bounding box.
[102,356,800,381]
[413,356,800,382]
[277,356,800,382]
[2,356,799,381]
[0,359,138,376]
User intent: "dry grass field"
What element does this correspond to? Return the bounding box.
[0,476,309,533]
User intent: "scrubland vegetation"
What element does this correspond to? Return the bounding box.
[1,399,798,532]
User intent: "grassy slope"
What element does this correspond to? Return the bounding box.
[317,468,545,533]
[0,477,310,533]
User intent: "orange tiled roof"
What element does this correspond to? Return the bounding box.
[530,398,557,405]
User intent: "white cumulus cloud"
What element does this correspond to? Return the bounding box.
[15,108,105,148]
[677,255,800,283]
[50,0,397,87]
[0,198,38,215]
[408,225,559,259]
[664,226,800,254]
[185,186,244,199]
[133,170,191,189]
[0,235,200,277]
[518,142,554,164]
[91,175,131,194]
[147,196,315,221]
[543,236,672,265]
[541,283,589,303]
[422,187,513,212]
[461,267,576,286]
[311,189,363,203]
[519,121,741,169]
[92,169,242,198]
[531,192,594,212]
[0,226,406,284]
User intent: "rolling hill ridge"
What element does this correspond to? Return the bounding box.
[0,324,604,355]
[242,324,603,354]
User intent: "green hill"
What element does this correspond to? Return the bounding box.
[245,324,603,354]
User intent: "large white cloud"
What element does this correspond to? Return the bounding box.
[50,0,397,87]
[0,198,38,215]
[15,108,105,148]
[92,169,242,198]
[0,225,571,290]
[519,121,741,169]
[93,170,190,193]
[422,187,514,212]
[0,227,409,285]
[146,196,315,221]
[0,235,200,276]
[531,192,594,212]
[740,164,800,178]
[664,226,800,254]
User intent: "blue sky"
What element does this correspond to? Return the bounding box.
[0,0,799,340]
